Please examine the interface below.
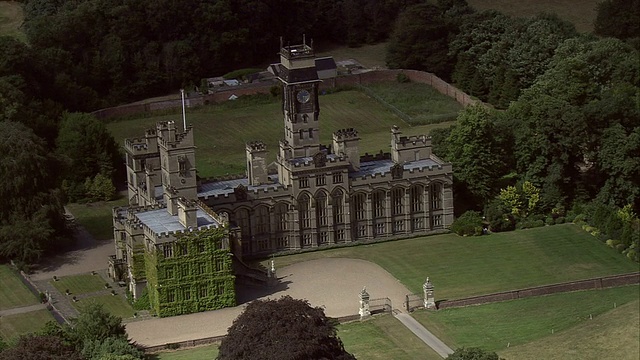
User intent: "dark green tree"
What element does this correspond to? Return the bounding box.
[594,0,640,44]
[55,112,121,201]
[0,122,68,264]
[446,347,503,360]
[81,337,144,360]
[446,104,507,211]
[64,302,127,347]
[0,334,83,360]
[217,296,355,360]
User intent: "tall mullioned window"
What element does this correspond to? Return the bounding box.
[430,183,442,210]
[275,203,288,231]
[392,188,403,215]
[411,185,423,212]
[299,194,311,228]
[373,190,385,218]
[353,193,366,220]
[332,190,344,224]
[255,206,270,234]
[316,192,328,226]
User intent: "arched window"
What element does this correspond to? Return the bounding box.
[430,183,442,210]
[391,188,404,215]
[411,185,424,212]
[316,192,328,226]
[352,193,366,220]
[298,194,311,229]
[373,190,386,218]
[274,203,288,231]
[255,206,270,235]
[332,190,344,224]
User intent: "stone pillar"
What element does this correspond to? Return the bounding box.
[359,287,371,319]
[268,259,277,287]
[423,277,436,309]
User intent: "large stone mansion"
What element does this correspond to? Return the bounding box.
[109,40,454,315]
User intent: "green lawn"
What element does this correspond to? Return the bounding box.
[107,90,456,178]
[73,294,135,319]
[0,265,38,311]
[413,285,639,352]
[50,274,106,295]
[261,224,638,298]
[0,1,26,42]
[339,315,442,360]
[499,298,640,360]
[150,344,219,360]
[0,309,55,341]
[316,42,389,69]
[363,81,463,125]
[467,0,599,33]
[66,197,128,240]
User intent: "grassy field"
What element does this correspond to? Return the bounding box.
[0,1,26,42]
[72,294,135,319]
[107,89,457,178]
[0,309,55,341]
[467,0,599,33]
[499,298,640,360]
[339,315,441,360]
[317,42,389,69]
[260,224,638,298]
[50,273,106,295]
[0,265,38,311]
[363,82,463,124]
[66,197,128,240]
[150,344,220,360]
[413,285,639,353]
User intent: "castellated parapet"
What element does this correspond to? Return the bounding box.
[391,125,433,163]
[333,128,360,171]
[246,140,269,186]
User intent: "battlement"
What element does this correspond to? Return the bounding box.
[157,122,194,149]
[290,155,346,168]
[333,128,359,140]
[396,135,431,147]
[246,141,267,152]
[280,43,314,60]
[360,151,391,163]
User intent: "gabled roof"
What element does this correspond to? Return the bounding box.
[315,57,337,71]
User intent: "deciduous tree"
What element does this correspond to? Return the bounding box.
[218,296,355,360]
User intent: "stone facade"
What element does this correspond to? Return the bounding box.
[111,41,454,306]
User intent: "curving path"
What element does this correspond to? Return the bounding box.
[125,258,412,347]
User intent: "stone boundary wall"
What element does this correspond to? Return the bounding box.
[437,272,640,310]
[91,70,477,120]
[14,267,71,325]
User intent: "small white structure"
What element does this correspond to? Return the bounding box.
[359,286,371,319]
[423,277,436,309]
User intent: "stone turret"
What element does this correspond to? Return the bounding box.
[391,125,432,163]
[246,141,269,186]
[333,128,360,171]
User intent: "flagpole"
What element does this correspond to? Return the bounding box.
[180,89,186,131]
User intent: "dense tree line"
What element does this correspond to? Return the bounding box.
[17,0,426,110]
[0,303,144,359]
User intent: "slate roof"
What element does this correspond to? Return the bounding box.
[350,158,440,178]
[198,176,283,199]
[315,57,337,71]
[135,208,220,235]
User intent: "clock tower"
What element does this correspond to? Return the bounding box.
[273,38,322,158]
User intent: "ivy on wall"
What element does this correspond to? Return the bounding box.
[144,227,236,317]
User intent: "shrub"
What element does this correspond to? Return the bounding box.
[545,216,555,226]
[451,211,484,236]
[397,73,410,83]
[556,216,565,224]
[269,85,282,97]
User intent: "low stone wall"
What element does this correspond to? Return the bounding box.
[91,69,477,120]
[437,272,640,310]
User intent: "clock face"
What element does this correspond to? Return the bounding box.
[296,89,311,103]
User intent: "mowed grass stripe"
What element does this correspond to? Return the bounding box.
[263,224,637,299]
[0,309,55,341]
[51,274,106,295]
[414,285,639,352]
[499,298,640,360]
[0,265,38,310]
[339,315,442,360]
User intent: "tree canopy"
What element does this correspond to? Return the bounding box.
[218,296,355,360]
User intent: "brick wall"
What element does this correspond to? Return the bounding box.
[91,70,479,120]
